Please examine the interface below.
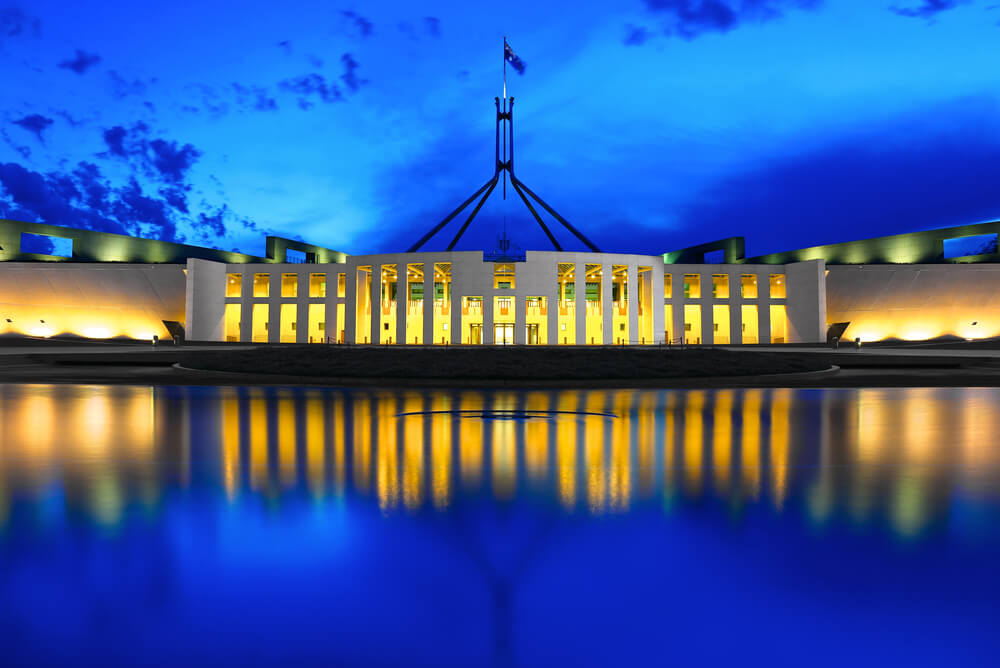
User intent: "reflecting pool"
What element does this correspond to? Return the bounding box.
[1,384,999,666]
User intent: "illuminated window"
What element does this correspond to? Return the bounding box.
[740,274,758,299]
[664,274,672,299]
[769,274,786,299]
[683,274,700,299]
[282,273,298,298]
[770,304,787,343]
[494,263,516,289]
[712,274,729,299]
[253,273,270,298]
[309,273,326,298]
[280,303,297,342]
[226,273,241,298]
[224,303,241,342]
[337,273,346,298]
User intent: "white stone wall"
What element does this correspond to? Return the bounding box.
[188,252,826,345]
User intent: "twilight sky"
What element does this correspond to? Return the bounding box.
[1,0,999,258]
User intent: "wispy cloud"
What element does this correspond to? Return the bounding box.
[57,49,101,74]
[639,0,823,40]
[340,9,374,37]
[11,114,53,142]
[890,0,969,20]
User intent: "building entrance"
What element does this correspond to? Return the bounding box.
[526,323,539,345]
[470,324,483,345]
[494,323,514,345]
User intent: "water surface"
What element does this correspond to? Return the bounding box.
[1,384,998,666]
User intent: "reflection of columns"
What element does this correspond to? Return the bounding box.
[556,391,578,509]
[683,391,704,496]
[524,392,550,484]
[638,392,655,498]
[431,393,451,508]
[712,390,733,496]
[769,389,790,509]
[609,391,631,511]
[741,389,761,499]
[278,396,296,488]
[306,396,325,497]
[585,392,606,514]
[402,395,424,509]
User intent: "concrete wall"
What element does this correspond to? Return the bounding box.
[186,259,228,341]
[827,264,1000,341]
[0,262,185,339]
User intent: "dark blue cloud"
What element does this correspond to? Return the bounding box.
[891,0,968,20]
[11,114,53,142]
[424,16,441,37]
[57,49,101,74]
[100,122,201,184]
[340,53,365,92]
[340,10,373,37]
[641,0,823,39]
[232,83,278,111]
[278,73,343,109]
[0,6,40,39]
[108,70,155,99]
[624,24,650,45]
[148,139,201,183]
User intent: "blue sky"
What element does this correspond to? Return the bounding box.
[1,0,999,257]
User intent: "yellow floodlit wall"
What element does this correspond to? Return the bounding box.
[0,264,185,340]
[827,265,1000,342]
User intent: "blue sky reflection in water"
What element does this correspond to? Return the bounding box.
[1,384,999,666]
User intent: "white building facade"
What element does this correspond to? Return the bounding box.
[185,251,826,345]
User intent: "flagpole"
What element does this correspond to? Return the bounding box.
[502,36,507,200]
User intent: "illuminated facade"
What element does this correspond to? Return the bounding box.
[4,217,1000,344]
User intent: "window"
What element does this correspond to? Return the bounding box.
[683,274,700,299]
[494,263,515,289]
[712,274,729,299]
[286,248,307,263]
[943,234,998,259]
[253,273,270,298]
[337,273,346,298]
[226,273,241,298]
[282,273,298,298]
[664,274,672,299]
[740,274,758,299]
[769,274,786,299]
[20,233,72,257]
[770,304,787,343]
[310,273,326,298]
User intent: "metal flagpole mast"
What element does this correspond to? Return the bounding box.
[502,36,507,200]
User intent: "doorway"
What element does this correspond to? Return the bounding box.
[526,323,539,345]
[494,323,514,345]
[470,324,483,345]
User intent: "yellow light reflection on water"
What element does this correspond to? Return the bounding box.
[0,384,995,542]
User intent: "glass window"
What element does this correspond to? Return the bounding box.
[253,273,270,298]
[494,263,515,289]
[740,274,758,299]
[337,273,346,298]
[281,273,298,298]
[769,274,786,299]
[226,273,241,298]
[683,274,700,299]
[664,274,672,299]
[309,273,326,298]
[712,274,729,299]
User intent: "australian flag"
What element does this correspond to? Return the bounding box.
[504,39,526,74]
